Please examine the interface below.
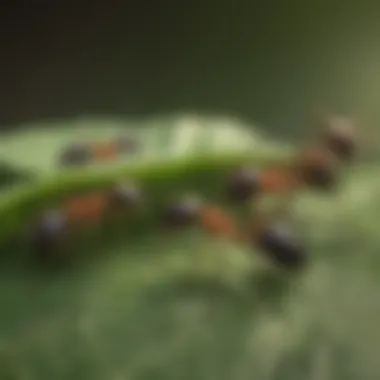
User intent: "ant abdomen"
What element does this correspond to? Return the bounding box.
[256,222,307,269]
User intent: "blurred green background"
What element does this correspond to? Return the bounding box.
[1,1,380,136]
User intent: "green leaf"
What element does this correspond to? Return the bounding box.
[0,115,290,178]
[0,115,379,380]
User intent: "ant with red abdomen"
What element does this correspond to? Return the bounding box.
[227,112,358,201]
[58,135,138,167]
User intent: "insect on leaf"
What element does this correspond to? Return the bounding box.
[0,115,379,380]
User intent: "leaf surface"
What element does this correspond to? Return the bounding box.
[0,115,379,380]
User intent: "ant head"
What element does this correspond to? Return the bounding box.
[227,166,261,202]
[322,116,357,162]
[162,195,203,228]
[295,148,340,191]
[309,110,358,162]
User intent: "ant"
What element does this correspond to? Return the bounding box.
[227,113,358,201]
[160,192,305,270]
[198,203,306,270]
[58,136,138,167]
